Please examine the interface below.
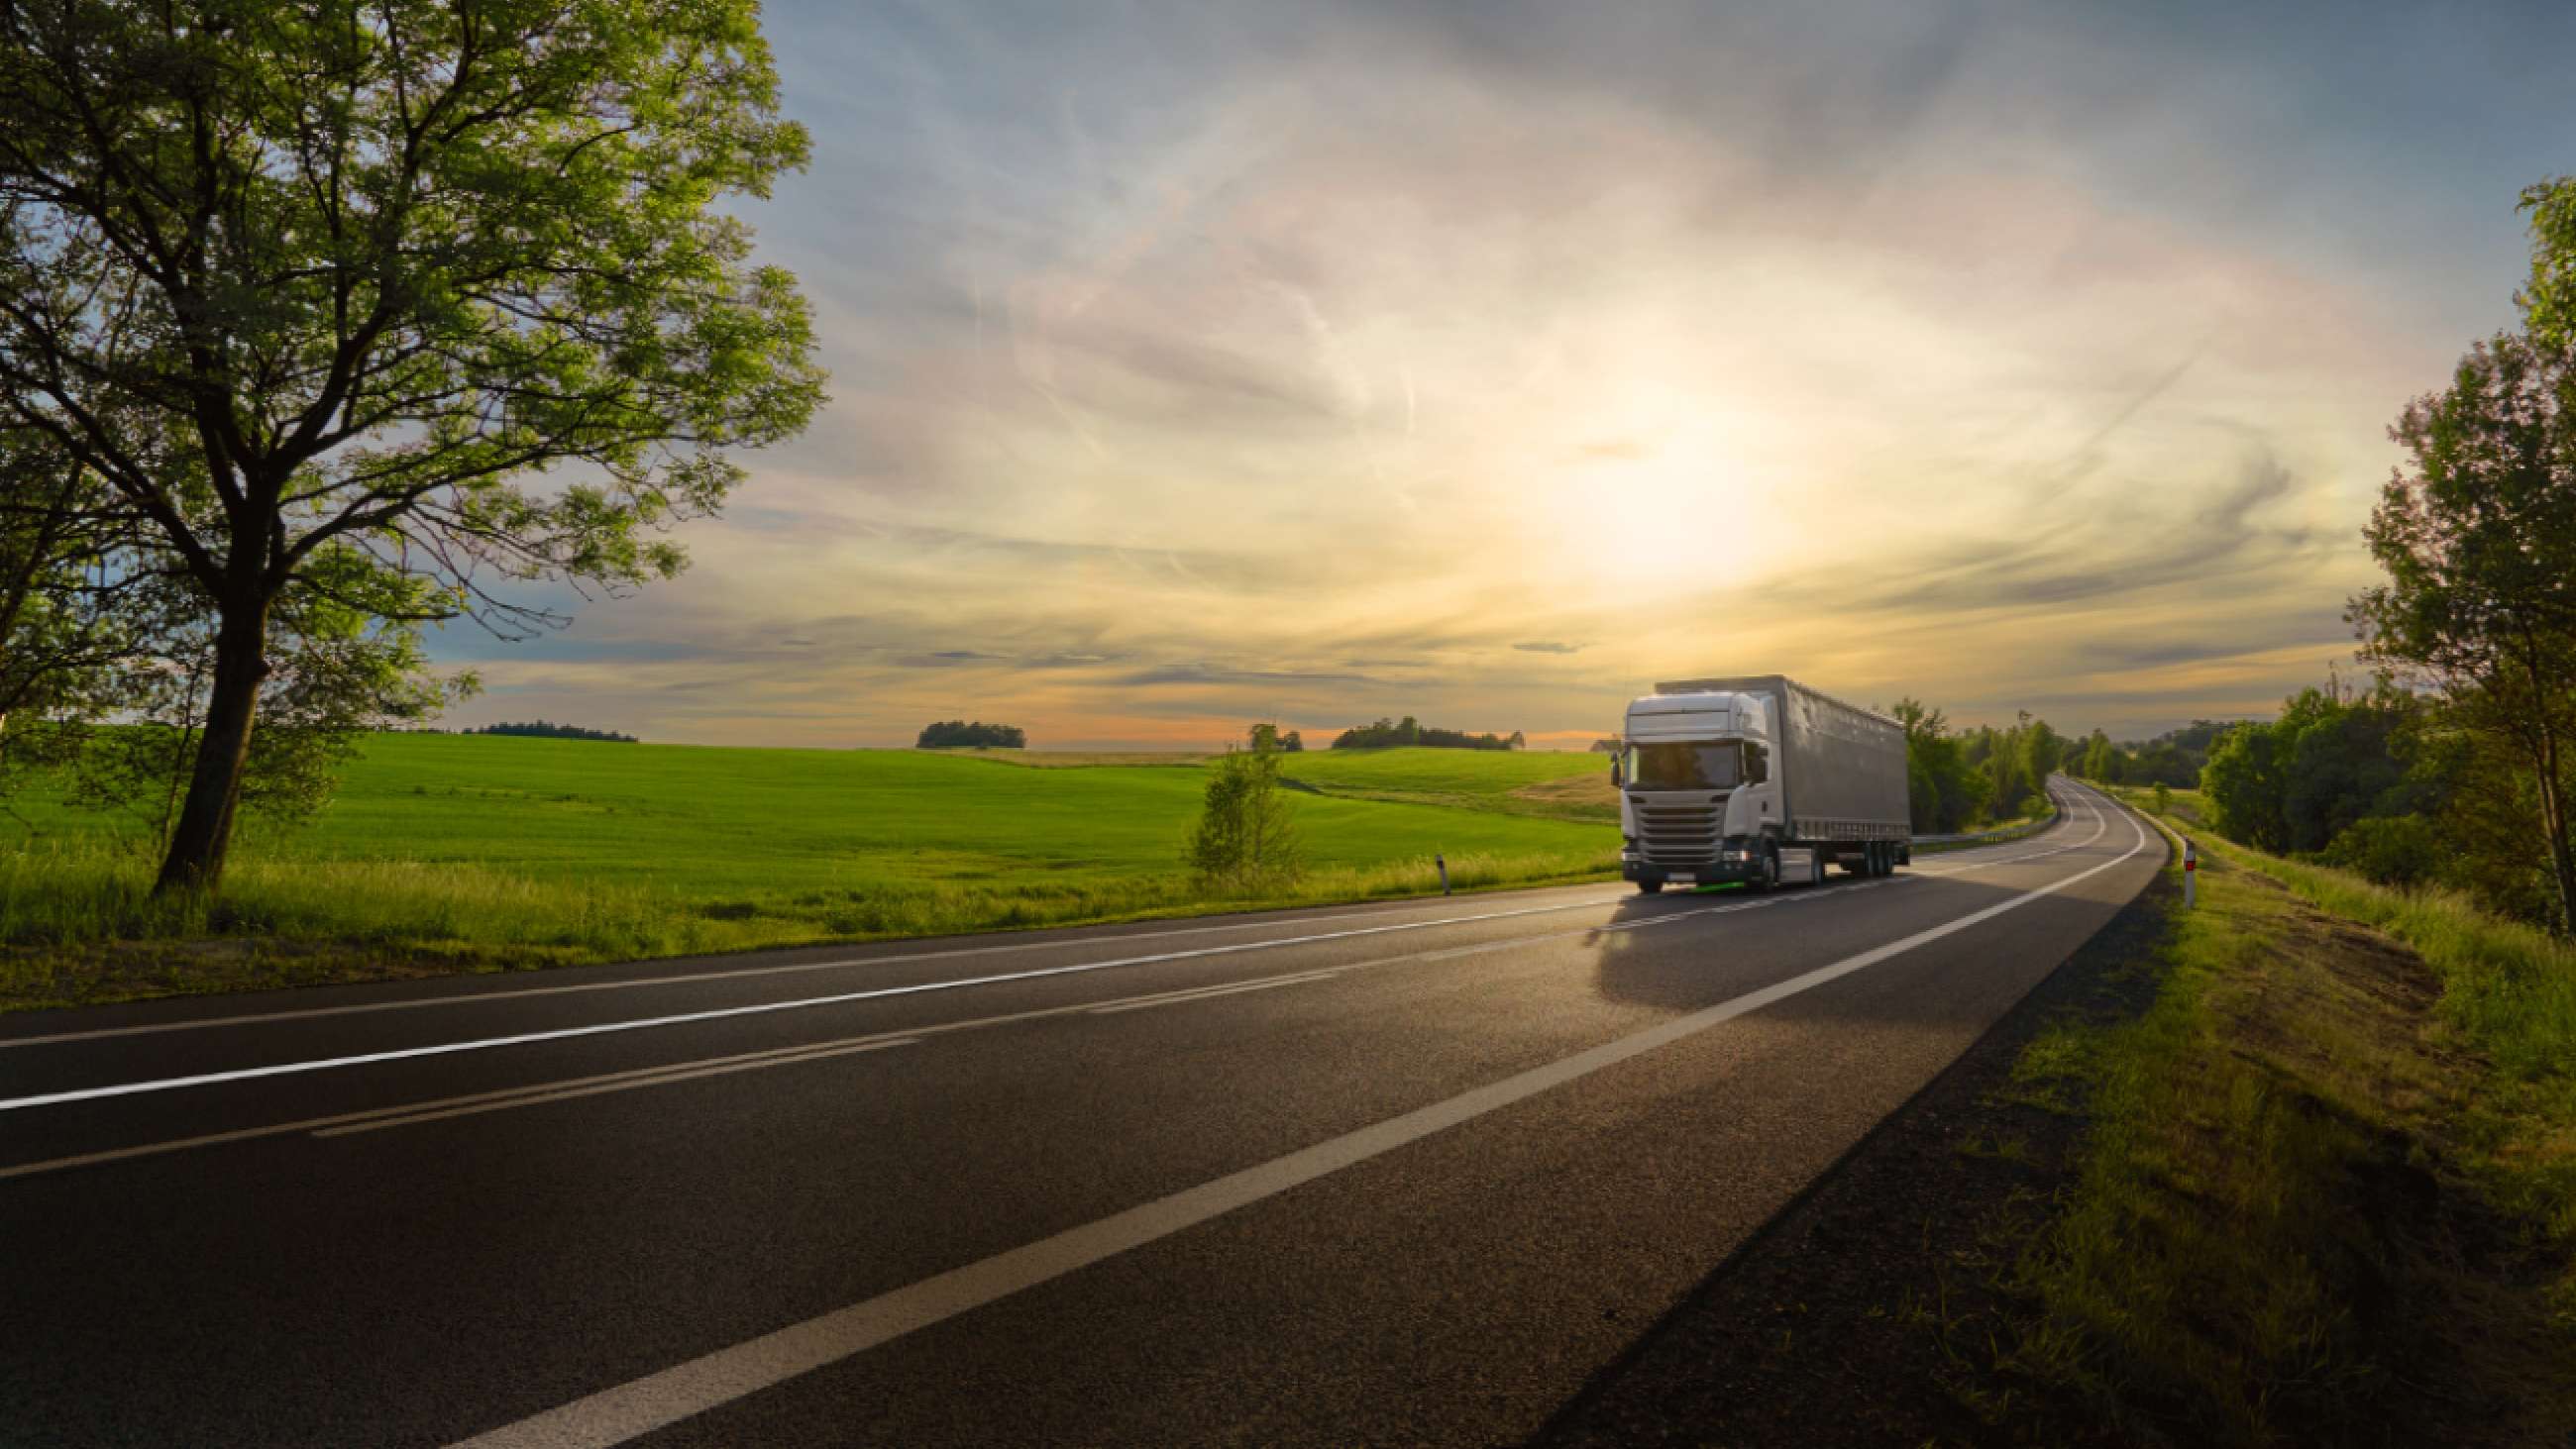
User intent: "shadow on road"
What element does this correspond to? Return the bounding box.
[1575,815,2140,1018]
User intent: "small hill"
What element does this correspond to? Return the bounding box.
[1281,747,1614,822]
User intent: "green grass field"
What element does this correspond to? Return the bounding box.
[1276,745,1616,819]
[942,744,1619,819]
[0,737,1619,1009]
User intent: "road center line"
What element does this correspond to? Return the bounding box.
[1087,972,1342,1014]
[0,873,1920,1178]
[0,874,1910,1116]
[0,887,1650,1051]
[449,801,2152,1449]
[312,1038,921,1137]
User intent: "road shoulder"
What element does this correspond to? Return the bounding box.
[1532,868,2178,1447]
[1535,816,2576,1447]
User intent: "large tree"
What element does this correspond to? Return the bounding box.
[0,0,823,890]
[2350,328,2576,932]
[2522,175,2576,351]
[0,426,160,786]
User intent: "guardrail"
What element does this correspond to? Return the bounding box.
[1915,816,2056,848]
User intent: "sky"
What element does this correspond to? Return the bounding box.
[432,0,2576,750]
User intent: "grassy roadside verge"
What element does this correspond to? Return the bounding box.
[0,845,1617,1014]
[1539,789,2571,1448]
[2000,793,2575,1443]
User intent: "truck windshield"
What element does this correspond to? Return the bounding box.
[1626,741,1742,791]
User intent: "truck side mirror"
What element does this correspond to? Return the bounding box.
[1610,758,1624,788]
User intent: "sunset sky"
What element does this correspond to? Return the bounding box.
[434,0,2576,750]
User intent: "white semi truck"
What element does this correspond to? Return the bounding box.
[1614,674,1911,892]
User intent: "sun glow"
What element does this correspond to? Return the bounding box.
[1514,380,1793,608]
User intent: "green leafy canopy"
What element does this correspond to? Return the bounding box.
[0,0,825,629]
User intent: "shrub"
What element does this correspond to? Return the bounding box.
[1185,743,1303,891]
[2319,814,2447,889]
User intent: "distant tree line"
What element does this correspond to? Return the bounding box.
[2061,720,2246,787]
[1248,723,1305,753]
[2179,673,2567,930]
[917,720,1026,749]
[1333,716,1524,751]
[468,721,638,744]
[1889,701,2067,834]
[2135,178,2576,936]
[2064,720,2231,789]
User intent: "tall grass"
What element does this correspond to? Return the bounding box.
[2113,787,2576,1111]
[2119,801,2576,1255]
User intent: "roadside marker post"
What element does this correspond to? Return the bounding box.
[1436,853,1451,895]
[2183,839,2197,909]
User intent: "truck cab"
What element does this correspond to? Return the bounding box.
[1617,689,1780,891]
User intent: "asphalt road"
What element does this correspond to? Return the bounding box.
[0,779,2161,1448]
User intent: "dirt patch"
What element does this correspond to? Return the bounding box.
[1508,772,1618,816]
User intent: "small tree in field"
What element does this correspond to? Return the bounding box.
[0,0,824,892]
[1186,726,1303,892]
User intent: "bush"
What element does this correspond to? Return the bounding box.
[2320,814,2447,889]
[1185,743,1303,891]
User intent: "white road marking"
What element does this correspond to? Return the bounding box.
[313,1038,919,1137]
[1087,971,1342,1014]
[0,1033,932,1181]
[448,803,2153,1449]
[0,888,1644,1050]
[0,876,1897,1136]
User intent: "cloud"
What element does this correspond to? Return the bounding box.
[887,650,1005,668]
[1114,663,1385,688]
[426,0,2569,748]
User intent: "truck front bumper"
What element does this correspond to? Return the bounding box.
[1621,847,1757,887]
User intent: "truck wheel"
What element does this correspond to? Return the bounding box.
[1752,844,1780,892]
[1638,880,1664,894]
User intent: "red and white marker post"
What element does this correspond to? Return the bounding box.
[2183,838,2197,909]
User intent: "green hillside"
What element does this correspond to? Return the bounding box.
[940,744,1619,820]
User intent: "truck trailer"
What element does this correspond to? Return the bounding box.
[1614,674,1911,892]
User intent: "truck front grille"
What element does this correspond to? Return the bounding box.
[1637,805,1720,864]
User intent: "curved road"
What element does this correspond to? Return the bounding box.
[0,780,2160,1447]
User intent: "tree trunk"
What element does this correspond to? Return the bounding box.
[2514,638,2576,938]
[153,599,270,895]
[2537,731,2576,938]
